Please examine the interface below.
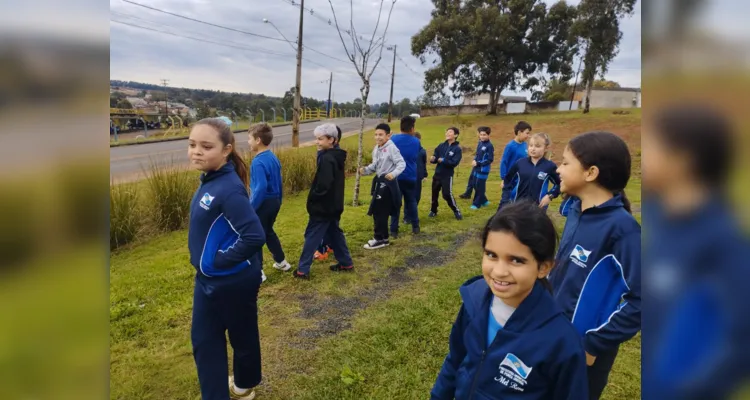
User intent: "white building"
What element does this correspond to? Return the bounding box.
[574,87,641,109]
[462,93,528,105]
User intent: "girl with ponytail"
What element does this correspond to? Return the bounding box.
[187,118,266,400]
[549,131,641,400]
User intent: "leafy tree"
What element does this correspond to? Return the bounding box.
[592,79,621,89]
[116,99,133,109]
[573,0,637,113]
[531,77,573,101]
[412,0,578,114]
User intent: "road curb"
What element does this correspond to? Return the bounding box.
[110,119,322,148]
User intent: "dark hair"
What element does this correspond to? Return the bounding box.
[250,122,273,146]
[478,126,491,135]
[194,118,249,190]
[400,116,416,133]
[482,200,558,293]
[652,103,733,189]
[447,126,460,136]
[514,121,532,135]
[375,123,391,134]
[567,131,632,213]
[335,125,342,143]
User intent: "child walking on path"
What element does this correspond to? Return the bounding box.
[293,123,354,279]
[312,125,343,262]
[499,133,560,210]
[431,200,588,399]
[470,126,495,210]
[248,123,292,277]
[429,127,463,220]
[459,128,484,199]
[187,118,266,400]
[360,123,405,249]
[549,131,641,400]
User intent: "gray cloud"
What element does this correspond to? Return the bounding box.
[110,0,640,103]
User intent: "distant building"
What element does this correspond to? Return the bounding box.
[574,87,641,109]
[462,92,528,105]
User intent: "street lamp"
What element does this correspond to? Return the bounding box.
[263,18,297,52]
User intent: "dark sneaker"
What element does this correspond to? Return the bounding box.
[454,211,463,220]
[459,194,471,199]
[330,264,354,272]
[429,211,437,218]
[412,226,420,234]
[364,239,389,250]
[292,269,310,279]
[391,231,399,239]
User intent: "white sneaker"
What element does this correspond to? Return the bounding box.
[366,238,378,247]
[260,270,267,283]
[228,376,256,400]
[273,260,292,272]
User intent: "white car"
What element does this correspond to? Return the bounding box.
[409,113,421,119]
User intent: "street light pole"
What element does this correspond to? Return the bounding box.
[387,45,396,122]
[292,0,304,147]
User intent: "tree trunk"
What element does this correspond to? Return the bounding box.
[487,87,499,115]
[582,79,592,114]
[352,83,370,207]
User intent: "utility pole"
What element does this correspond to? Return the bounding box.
[161,78,169,116]
[292,0,305,147]
[387,45,396,122]
[569,57,583,111]
[326,72,333,118]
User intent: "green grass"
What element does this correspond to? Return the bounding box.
[110,109,642,399]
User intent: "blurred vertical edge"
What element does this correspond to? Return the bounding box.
[0,0,110,398]
[643,0,750,399]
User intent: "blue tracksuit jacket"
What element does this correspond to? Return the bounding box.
[431,140,463,178]
[188,162,267,277]
[500,157,560,207]
[500,140,528,180]
[431,277,588,400]
[249,150,283,210]
[391,133,421,182]
[548,194,641,357]
[472,140,495,180]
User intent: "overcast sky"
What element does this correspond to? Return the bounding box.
[109,0,641,104]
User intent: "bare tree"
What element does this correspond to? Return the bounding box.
[327,0,397,206]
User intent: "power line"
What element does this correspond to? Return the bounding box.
[276,0,386,47]
[395,53,423,77]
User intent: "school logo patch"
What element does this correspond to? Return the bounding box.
[199,193,215,210]
[495,353,532,392]
[570,244,592,268]
[537,171,548,180]
[481,146,487,151]
[448,151,454,156]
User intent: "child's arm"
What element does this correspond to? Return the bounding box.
[361,146,378,176]
[213,188,267,270]
[499,163,519,207]
[477,143,495,166]
[390,146,406,178]
[430,146,440,164]
[310,159,335,198]
[441,146,462,167]
[430,305,468,400]
[548,166,562,199]
[551,347,589,400]
[583,230,641,358]
[249,161,267,211]
[500,143,511,180]
[421,148,429,178]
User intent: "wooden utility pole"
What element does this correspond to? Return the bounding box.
[161,78,169,116]
[387,45,396,122]
[292,0,305,147]
[326,72,333,118]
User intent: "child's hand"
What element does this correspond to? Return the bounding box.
[430,156,436,163]
[471,160,477,167]
[359,167,365,175]
[385,173,394,181]
[586,352,596,366]
[438,158,444,163]
[539,195,552,208]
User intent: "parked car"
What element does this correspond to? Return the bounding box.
[410,113,421,119]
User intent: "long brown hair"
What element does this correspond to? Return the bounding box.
[194,118,249,190]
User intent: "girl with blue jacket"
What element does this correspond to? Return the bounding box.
[187,118,267,400]
[549,131,641,400]
[499,133,560,210]
[431,201,588,400]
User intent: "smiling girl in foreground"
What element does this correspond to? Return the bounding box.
[187,118,266,400]
[431,201,588,400]
[549,131,641,400]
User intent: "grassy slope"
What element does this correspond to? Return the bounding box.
[110,109,641,399]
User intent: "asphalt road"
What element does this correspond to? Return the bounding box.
[110,118,381,182]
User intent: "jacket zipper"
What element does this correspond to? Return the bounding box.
[469,349,486,398]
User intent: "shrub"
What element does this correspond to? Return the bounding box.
[143,159,197,232]
[110,182,142,250]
